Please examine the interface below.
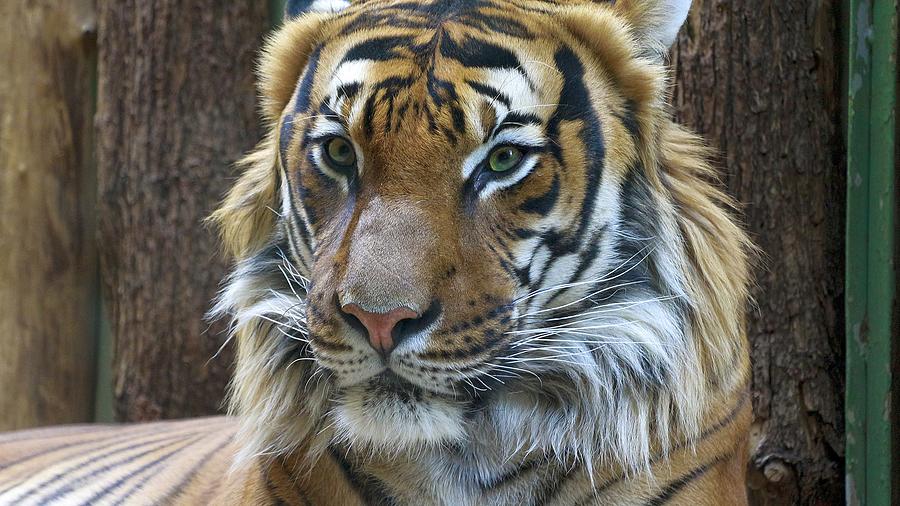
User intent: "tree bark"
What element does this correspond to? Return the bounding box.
[96,1,269,421]
[672,2,845,504]
[0,1,99,430]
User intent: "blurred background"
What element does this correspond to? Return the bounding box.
[0,1,895,505]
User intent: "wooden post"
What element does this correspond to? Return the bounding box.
[0,0,99,430]
[96,1,269,421]
[673,2,846,503]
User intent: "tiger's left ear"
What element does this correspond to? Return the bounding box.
[285,0,350,18]
[612,0,692,48]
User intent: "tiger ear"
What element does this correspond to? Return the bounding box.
[258,12,328,121]
[611,0,692,49]
[285,0,350,18]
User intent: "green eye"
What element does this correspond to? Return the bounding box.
[488,145,524,172]
[323,137,356,168]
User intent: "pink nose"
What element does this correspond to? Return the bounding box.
[341,304,418,356]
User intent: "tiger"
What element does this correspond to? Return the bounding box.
[0,0,753,504]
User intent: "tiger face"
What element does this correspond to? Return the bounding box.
[215,0,750,474]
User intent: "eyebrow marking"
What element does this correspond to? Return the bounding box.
[466,80,512,109]
[493,112,543,136]
[318,104,349,128]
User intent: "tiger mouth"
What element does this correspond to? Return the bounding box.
[371,370,413,389]
[365,369,463,402]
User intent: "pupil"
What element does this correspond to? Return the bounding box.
[330,140,352,163]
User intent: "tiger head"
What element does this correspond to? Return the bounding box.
[212,0,751,473]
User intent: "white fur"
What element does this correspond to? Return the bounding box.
[306,0,350,14]
[332,386,468,451]
[648,0,693,47]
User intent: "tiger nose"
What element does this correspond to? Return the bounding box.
[340,304,419,356]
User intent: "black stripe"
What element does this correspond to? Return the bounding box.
[362,92,379,139]
[295,45,323,113]
[616,99,641,140]
[479,457,543,490]
[263,465,312,506]
[519,172,560,215]
[330,448,398,506]
[0,427,191,497]
[644,454,730,506]
[157,432,236,503]
[544,391,750,505]
[494,112,543,136]
[458,11,535,39]
[466,80,512,108]
[280,44,323,163]
[543,226,607,307]
[439,33,520,70]
[342,36,412,63]
[336,82,362,103]
[86,435,207,504]
[25,433,198,503]
[534,462,581,506]
[541,45,605,264]
[0,424,162,472]
[280,160,314,247]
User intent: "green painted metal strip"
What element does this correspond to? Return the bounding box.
[846,0,897,504]
[864,0,896,502]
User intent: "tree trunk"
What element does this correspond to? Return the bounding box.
[0,1,99,430]
[672,2,845,504]
[96,1,269,421]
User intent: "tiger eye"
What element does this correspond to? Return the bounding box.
[488,146,524,172]
[323,137,356,168]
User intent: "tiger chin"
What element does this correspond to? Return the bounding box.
[0,0,753,504]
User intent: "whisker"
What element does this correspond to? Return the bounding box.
[514,244,655,303]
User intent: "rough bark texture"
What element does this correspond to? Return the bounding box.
[0,1,98,430]
[672,2,845,504]
[96,1,268,421]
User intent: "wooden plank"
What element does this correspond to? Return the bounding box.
[672,2,846,503]
[0,0,99,430]
[95,1,269,421]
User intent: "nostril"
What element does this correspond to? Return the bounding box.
[339,303,419,356]
[392,300,441,345]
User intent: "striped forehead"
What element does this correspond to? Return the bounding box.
[315,31,556,141]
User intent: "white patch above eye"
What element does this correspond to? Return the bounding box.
[306,0,350,14]
[480,69,537,113]
[308,118,345,138]
[327,60,371,98]
[495,124,545,147]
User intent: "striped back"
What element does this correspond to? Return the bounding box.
[0,417,236,505]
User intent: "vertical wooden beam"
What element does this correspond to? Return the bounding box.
[95,1,269,421]
[0,1,99,430]
[672,2,846,503]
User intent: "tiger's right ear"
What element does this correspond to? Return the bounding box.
[285,0,350,18]
[258,12,329,122]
